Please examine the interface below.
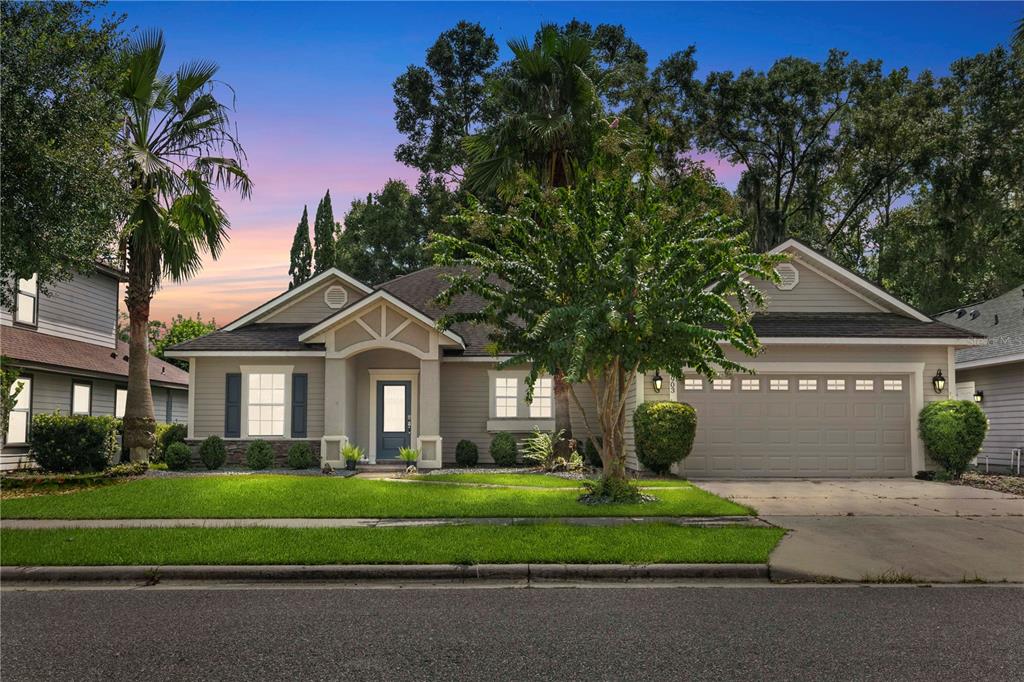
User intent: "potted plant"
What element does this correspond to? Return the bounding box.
[342,444,364,471]
[398,446,419,471]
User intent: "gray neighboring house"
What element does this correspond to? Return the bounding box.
[936,285,1024,472]
[1,265,189,470]
[166,239,984,477]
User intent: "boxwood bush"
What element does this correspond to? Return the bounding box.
[490,432,518,466]
[919,399,988,478]
[30,413,120,473]
[287,442,315,469]
[199,435,227,470]
[164,441,193,471]
[246,440,274,470]
[455,439,479,467]
[633,401,697,474]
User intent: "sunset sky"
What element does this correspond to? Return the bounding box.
[109,1,1019,325]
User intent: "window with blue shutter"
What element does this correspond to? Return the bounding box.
[224,373,241,437]
[291,373,308,438]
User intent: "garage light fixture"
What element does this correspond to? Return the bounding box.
[931,369,945,394]
[974,390,984,404]
[652,370,663,393]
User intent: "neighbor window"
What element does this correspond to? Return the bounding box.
[15,275,37,325]
[71,382,91,415]
[855,379,874,391]
[530,377,553,419]
[883,379,903,391]
[798,379,817,391]
[769,379,789,391]
[115,388,128,418]
[495,377,518,418]
[741,378,760,391]
[247,373,285,436]
[684,378,703,391]
[826,379,846,391]
[6,376,31,444]
[712,378,731,391]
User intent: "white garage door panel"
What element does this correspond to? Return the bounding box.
[680,374,911,478]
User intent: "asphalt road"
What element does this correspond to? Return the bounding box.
[2,584,1022,681]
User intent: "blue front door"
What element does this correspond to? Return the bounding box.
[376,380,411,460]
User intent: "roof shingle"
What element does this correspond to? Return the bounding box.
[935,285,1024,363]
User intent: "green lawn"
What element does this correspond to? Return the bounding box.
[408,473,691,488]
[0,525,783,566]
[0,475,752,519]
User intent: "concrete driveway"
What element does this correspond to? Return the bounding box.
[697,479,1024,583]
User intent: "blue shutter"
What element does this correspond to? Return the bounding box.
[225,374,241,437]
[291,373,308,438]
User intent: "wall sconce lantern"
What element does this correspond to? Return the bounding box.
[931,369,945,394]
[974,390,984,404]
[652,370,663,393]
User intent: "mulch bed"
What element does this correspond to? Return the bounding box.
[953,472,1024,496]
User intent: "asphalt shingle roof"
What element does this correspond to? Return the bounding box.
[935,284,1024,364]
[747,312,985,339]
[169,324,325,352]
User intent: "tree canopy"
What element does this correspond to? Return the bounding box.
[312,190,338,275]
[288,206,313,288]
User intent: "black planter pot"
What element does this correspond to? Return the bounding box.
[345,460,357,471]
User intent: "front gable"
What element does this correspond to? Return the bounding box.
[222,269,374,331]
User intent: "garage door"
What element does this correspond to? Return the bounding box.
[679,374,911,478]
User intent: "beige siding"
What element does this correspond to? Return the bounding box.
[1,271,119,347]
[191,357,325,439]
[958,361,1024,468]
[747,260,882,313]
[261,281,367,324]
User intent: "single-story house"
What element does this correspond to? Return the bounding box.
[1,265,189,470]
[936,285,1024,472]
[166,239,984,477]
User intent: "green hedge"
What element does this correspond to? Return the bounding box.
[154,422,187,461]
[164,442,192,471]
[30,413,121,473]
[633,401,697,474]
[287,442,315,469]
[199,436,226,470]
[490,432,517,467]
[919,400,988,478]
[246,440,274,470]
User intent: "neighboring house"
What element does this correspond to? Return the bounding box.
[1,265,189,470]
[166,239,984,478]
[936,285,1024,472]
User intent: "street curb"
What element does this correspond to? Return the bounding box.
[0,563,768,584]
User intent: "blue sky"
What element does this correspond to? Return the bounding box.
[106,1,1021,321]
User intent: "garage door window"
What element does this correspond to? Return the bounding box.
[684,378,703,391]
[712,379,731,391]
[769,379,789,391]
[826,379,846,391]
[855,379,874,391]
[798,379,817,391]
[883,379,903,391]
[740,379,759,391]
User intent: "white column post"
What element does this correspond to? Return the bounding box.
[417,357,442,469]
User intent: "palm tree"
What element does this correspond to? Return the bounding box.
[1015,16,1024,51]
[118,31,251,461]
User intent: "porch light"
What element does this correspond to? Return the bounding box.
[652,370,663,393]
[974,390,984,404]
[931,369,945,394]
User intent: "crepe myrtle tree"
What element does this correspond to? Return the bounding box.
[433,161,781,481]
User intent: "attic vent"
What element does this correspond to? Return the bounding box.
[955,308,966,318]
[324,285,348,309]
[774,263,800,291]
[969,309,981,320]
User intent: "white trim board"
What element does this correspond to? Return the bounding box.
[222,269,373,331]
[164,350,326,358]
[749,337,984,346]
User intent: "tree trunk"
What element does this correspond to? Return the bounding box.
[592,360,631,481]
[123,277,156,463]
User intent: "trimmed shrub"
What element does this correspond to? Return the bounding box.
[633,401,698,474]
[919,400,988,478]
[152,422,186,461]
[164,441,192,471]
[490,432,518,467]
[30,413,120,473]
[199,435,227,470]
[455,439,479,467]
[246,440,274,470]
[287,442,315,469]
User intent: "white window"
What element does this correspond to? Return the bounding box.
[115,388,128,418]
[15,275,37,325]
[71,382,91,415]
[6,377,31,444]
[530,377,553,418]
[247,373,285,436]
[883,379,903,391]
[827,379,846,391]
[684,378,703,391]
[712,378,731,391]
[798,379,817,391]
[495,377,518,418]
[741,378,760,391]
[769,379,790,391]
[855,379,874,391]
